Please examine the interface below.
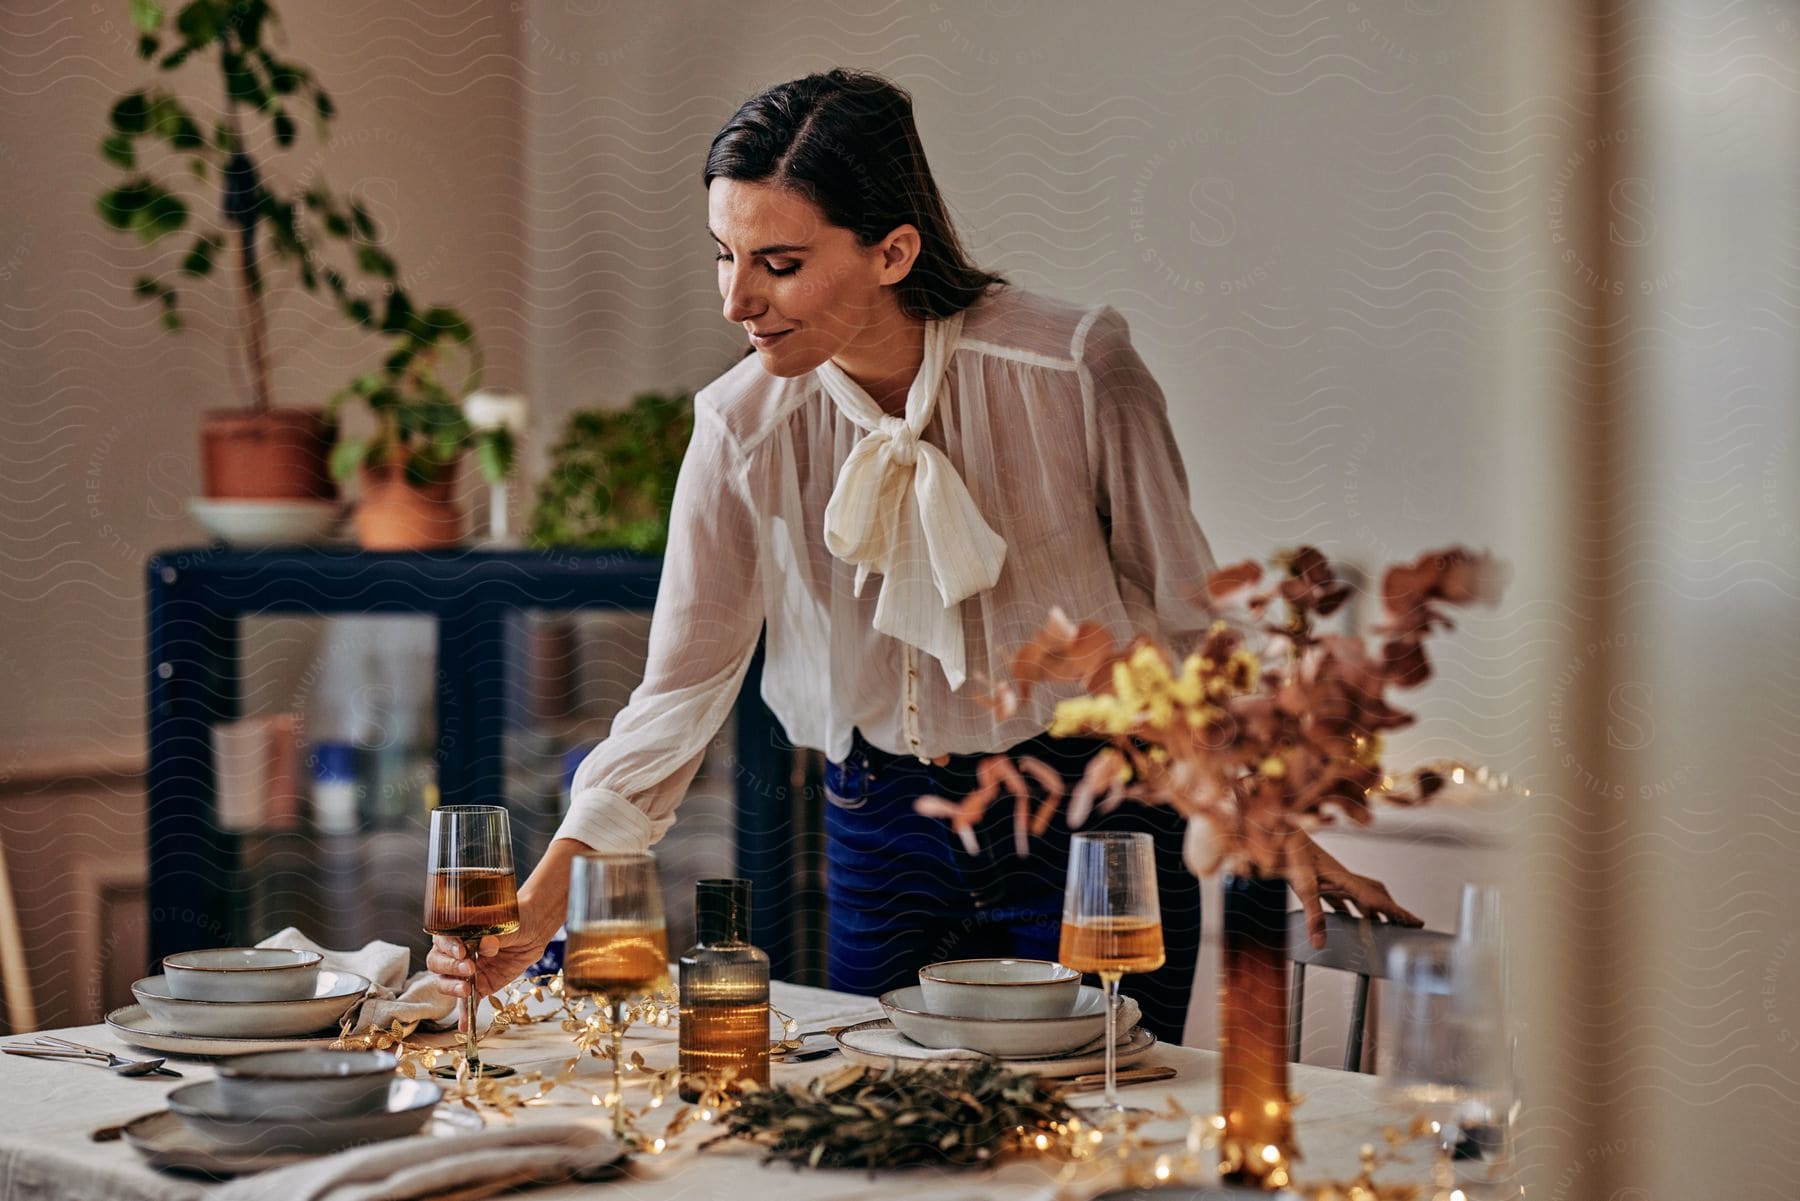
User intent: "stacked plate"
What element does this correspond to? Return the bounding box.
[836,958,1157,1076]
[106,948,372,1057]
[120,1049,459,1175]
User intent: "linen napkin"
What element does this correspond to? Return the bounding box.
[211,1121,623,1201]
[851,996,1144,1063]
[258,928,458,1034]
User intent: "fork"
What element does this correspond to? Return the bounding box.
[28,1037,182,1077]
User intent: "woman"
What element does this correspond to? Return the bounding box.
[431,69,1416,1043]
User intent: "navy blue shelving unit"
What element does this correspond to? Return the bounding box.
[143,546,805,977]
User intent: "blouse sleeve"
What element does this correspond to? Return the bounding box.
[553,403,765,854]
[1077,305,1220,651]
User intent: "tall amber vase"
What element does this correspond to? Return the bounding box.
[1218,870,1296,1187]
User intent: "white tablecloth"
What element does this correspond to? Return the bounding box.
[0,980,1434,1200]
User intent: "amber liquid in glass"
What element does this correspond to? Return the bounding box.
[678,997,771,1098]
[565,921,671,995]
[423,868,522,940]
[1058,915,1167,975]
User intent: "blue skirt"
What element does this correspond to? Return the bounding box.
[823,730,1203,1045]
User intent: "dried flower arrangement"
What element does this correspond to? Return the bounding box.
[918,545,1505,893]
[916,544,1504,1188]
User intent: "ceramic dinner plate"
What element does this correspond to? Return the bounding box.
[121,1083,481,1176]
[131,969,369,1038]
[836,1017,1157,1077]
[879,983,1129,1057]
[106,1004,348,1057]
[163,1077,442,1157]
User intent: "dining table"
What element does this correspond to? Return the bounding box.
[0,979,1441,1200]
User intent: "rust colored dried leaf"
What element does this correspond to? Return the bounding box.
[972,675,1019,721]
[1009,608,1122,702]
[1382,635,1431,687]
[1015,755,1065,802]
[1068,748,1123,829]
[1205,559,1264,600]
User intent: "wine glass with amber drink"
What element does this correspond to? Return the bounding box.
[1058,831,1164,1113]
[565,852,670,1141]
[423,805,521,1080]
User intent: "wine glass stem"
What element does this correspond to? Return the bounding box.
[1101,971,1121,1109]
[464,939,480,1078]
[610,999,627,1142]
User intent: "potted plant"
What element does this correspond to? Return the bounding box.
[93,0,492,539]
[328,332,515,551]
[526,392,694,553]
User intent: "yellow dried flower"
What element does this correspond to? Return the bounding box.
[1111,661,1138,710]
[1146,695,1175,731]
[1172,654,1205,706]
[1225,649,1260,692]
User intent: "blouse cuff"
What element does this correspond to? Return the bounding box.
[552,788,655,855]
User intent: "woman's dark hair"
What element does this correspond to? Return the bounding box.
[704,69,1006,321]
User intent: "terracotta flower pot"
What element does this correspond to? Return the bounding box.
[200,408,338,501]
[354,456,462,550]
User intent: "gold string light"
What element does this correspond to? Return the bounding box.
[337,974,1466,1190]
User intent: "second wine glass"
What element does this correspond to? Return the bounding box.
[423,804,521,1081]
[565,852,670,1142]
[1057,830,1165,1114]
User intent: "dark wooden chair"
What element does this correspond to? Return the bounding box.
[1286,910,1453,1072]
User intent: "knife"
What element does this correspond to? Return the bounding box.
[1060,1064,1178,1093]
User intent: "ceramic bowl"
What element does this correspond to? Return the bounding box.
[162,947,323,1002]
[918,958,1082,1019]
[213,1049,398,1120]
[132,970,369,1038]
[188,498,341,547]
[879,983,1111,1057]
[165,1077,442,1156]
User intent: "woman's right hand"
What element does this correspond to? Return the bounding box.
[426,837,587,1000]
[426,924,549,1002]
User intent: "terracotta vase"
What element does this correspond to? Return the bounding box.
[200,407,337,500]
[354,456,462,550]
[1218,869,1297,1187]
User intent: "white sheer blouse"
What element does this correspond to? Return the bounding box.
[555,286,1220,855]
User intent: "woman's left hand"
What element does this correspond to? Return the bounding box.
[1284,832,1424,949]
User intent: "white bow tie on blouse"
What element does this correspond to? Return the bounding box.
[817,311,1006,691]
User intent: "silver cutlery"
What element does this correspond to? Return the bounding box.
[5,1046,172,1076]
[7,1039,180,1078]
[1060,1064,1177,1093]
[776,1024,852,1049]
[772,1024,855,1063]
[35,1034,182,1074]
[774,1045,839,1064]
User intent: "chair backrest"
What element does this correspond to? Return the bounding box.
[1286,911,1452,1072]
[0,829,37,1034]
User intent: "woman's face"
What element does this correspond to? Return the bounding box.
[707,178,914,377]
